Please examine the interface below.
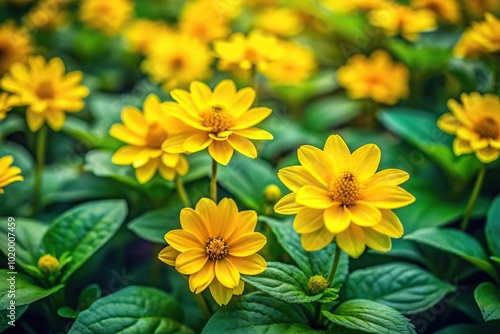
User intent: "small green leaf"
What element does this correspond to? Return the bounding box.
[486,195,500,257]
[58,306,78,319]
[69,286,194,334]
[322,299,416,334]
[78,284,102,312]
[304,96,361,131]
[241,262,322,303]
[474,282,500,322]
[346,262,456,314]
[42,200,127,282]
[202,292,321,334]
[405,228,498,281]
[128,207,181,244]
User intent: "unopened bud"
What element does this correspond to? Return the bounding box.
[264,184,282,203]
[38,254,59,273]
[307,275,328,295]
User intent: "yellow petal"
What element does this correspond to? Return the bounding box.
[109,124,146,146]
[300,226,334,251]
[0,156,14,174]
[233,279,245,295]
[349,201,382,226]
[230,87,255,118]
[213,80,237,106]
[324,204,351,234]
[122,106,147,134]
[351,144,380,181]
[296,185,334,209]
[370,209,403,238]
[184,133,212,152]
[364,228,392,253]
[363,185,416,209]
[180,208,210,243]
[364,169,409,188]
[229,233,267,257]
[215,258,240,288]
[171,89,202,120]
[142,94,162,124]
[175,249,209,275]
[161,153,180,168]
[277,166,323,192]
[165,230,203,252]
[217,198,239,238]
[26,110,44,132]
[234,127,273,140]
[45,109,65,131]
[209,279,233,306]
[453,138,473,155]
[208,140,234,165]
[158,164,176,180]
[335,225,366,259]
[228,254,266,275]
[437,113,460,134]
[196,198,220,231]
[231,107,272,130]
[297,145,331,186]
[293,207,324,234]
[112,146,146,165]
[273,192,303,215]
[230,210,258,241]
[163,132,192,153]
[135,158,159,184]
[323,134,351,174]
[227,135,257,159]
[476,147,500,163]
[190,81,212,110]
[189,261,215,293]
[158,246,180,266]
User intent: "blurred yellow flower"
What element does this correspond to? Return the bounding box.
[454,13,500,59]
[368,4,436,41]
[337,50,409,105]
[0,56,89,132]
[438,93,500,163]
[179,0,230,43]
[274,134,415,258]
[141,34,212,91]
[24,0,70,31]
[322,0,389,12]
[256,7,303,37]
[467,0,498,18]
[79,0,133,36]
[162,80,273,165]
[38,254,59,273]
[412,0,460,23]
[158,198,267,306]
[0,155,23,194]
[0,93,19,121]
[263,41,316,86]
[0,21,32,74]
[110,94,189,184]
[124,20,172,55]
[214,30,284,72]
[244,0,277,7]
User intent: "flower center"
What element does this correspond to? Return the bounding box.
[36,81,55,100]
[145,122,168,148]
[475,117,499,139]
[171,56,185,70]
[203,106,233,133]
[328,172,362,206]
[244,48,259,62]
[205,236,229,260]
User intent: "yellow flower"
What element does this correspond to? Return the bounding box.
[0,93,19,121]
[162,80,273,165]
[214,30,284,72]
[322,0,389,13]
[274,134,415,258]
[38,254,60,273]
[110,94,189,184]
[23,0,70,31]
[453,13,500,59]
[79,0,133,36]
[244,0,278,7]
[337,50,409,105]
[158,198,267,306]
[467,0,498,18]
[124,20,172,55]
[0,155,23,194]
[179,0,230,43]
[0,21,32,74]
[141,33,213,91]
[438,93,500,163]
[256,8,303,37]
[0,56,89,132]
[262,41,316,86]
[412,0,460,23]
[368,4,436,41]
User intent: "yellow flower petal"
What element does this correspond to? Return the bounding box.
[351,144,380,181]
[274,192,303,215]
[349,201,382,226]
[110,124,146,146]
[163,132,193,153]
[232,210,258,239]
[297,145,331,186]
[190,81,212,110]
[453,138,473,155]
[293,207,324,234]
[437,113,460,134]
[171,88,202,120]
[112,146,146,165]
[184,133,212,152]
[228,254,266,275]
[323,134,351,174]
[363,185,416,209]
[296,185,334,209]
[234,127,273,140]
[336,224,366,259]
[324,204,351,234]
[208,140,234,165]
[215,258,240,288]
[165,230,203,252]
[370,209,404,238]
[135,158,159,184]
[26,110,44,132]
[189,261,215,293]
[158,246,180,266]
[277,166,323,191]
[122,106,148,135]
[229,233,267,257]
[216,198,239,238]
[227,135,257,158]
[209,279,233,306]
[364,169,410,188]
[364,228,392,253]
[300,226,335,251]
[180,208,210,243]
[231,107,272,130]
[158,163,175,180]
[45,109,66,131]
[230,87,255,117]
[196,197,220,229]
[213,79,237,106]
[175,249,208,275]
[476,147,500,163]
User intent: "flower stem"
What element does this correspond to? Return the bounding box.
[210,159,218,202]
[32,125,47,216]
[327,245,342,287]
[195,292,212,322]
[174,174,191,207]
[460,164,486,231]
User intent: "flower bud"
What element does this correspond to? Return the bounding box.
[307,275,328,295]
[38,254,60,273]
[264,184,282,203]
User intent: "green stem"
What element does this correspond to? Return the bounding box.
[210,159,218,202]
[174,174,191,207]
[32,125,47,216]
[195,292,212,322]
[313,302,322,327]
[459,164,486,231]
[327,246,342,286]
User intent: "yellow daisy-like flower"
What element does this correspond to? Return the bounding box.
[0,21,32,74]
[322,0,389,13]
[467,0,498,18]
[0,156,23,194]
[159,198,267,306]
[24,0,70,31]
[0,56,89,132]
[141,34,213,91]
[368,4,436,41]
[256,8,303,37]
[214,30,284,72]
[179,0,230,43]
[337,50,409,105]
[412,0,460,23]
[0,93,19,121]
[110,94,189,184]
[453,13,500,59]
[79,0,133,36]
[162,80,273,166]
[124,20,172,55]
[274,134,415,258]
[438,93,500,163]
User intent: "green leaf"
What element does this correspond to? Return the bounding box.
[78,284,102,312]
[304,96,361,131]
[0,304,28,332]
[0,270,64,309]
[69,286,194,334]
[0,113,24,138]
[405,228,498,281]
[262,216,348,288]
[84,150,142,187]
[346,262,456,314]
[0,218,48,270]
[202,292,321,334]
[474,282,500,322]
[387,39,451,72]
[486,195,500,257]
[62,116,122,151]
[42,199,127,282]
[322,299,416,334]
[128,207,181,244]
[58,306,78,319]
[241,262,325,303]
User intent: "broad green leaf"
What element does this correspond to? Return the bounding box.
[387,39,451,72]
[322,299,416,334]
[0,270,64,309]
[0,113,24,138]
[241,262,327,304]
[69,286,193,334]
[486,195,500,257]
[42,200,127,282]
[84,150,143,187]
[346,262,455,314]
[262,216,348,288]
[304,96,361,131]
[202,292,320,334]
[128,207,182,244]
[0,218,48,270]
[474,282,500,322]
[405,228,498,281]
[0,304,28,332]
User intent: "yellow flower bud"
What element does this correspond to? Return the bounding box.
[264,184,282,203]
[307,275,328,295]
[38,254,60,273]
